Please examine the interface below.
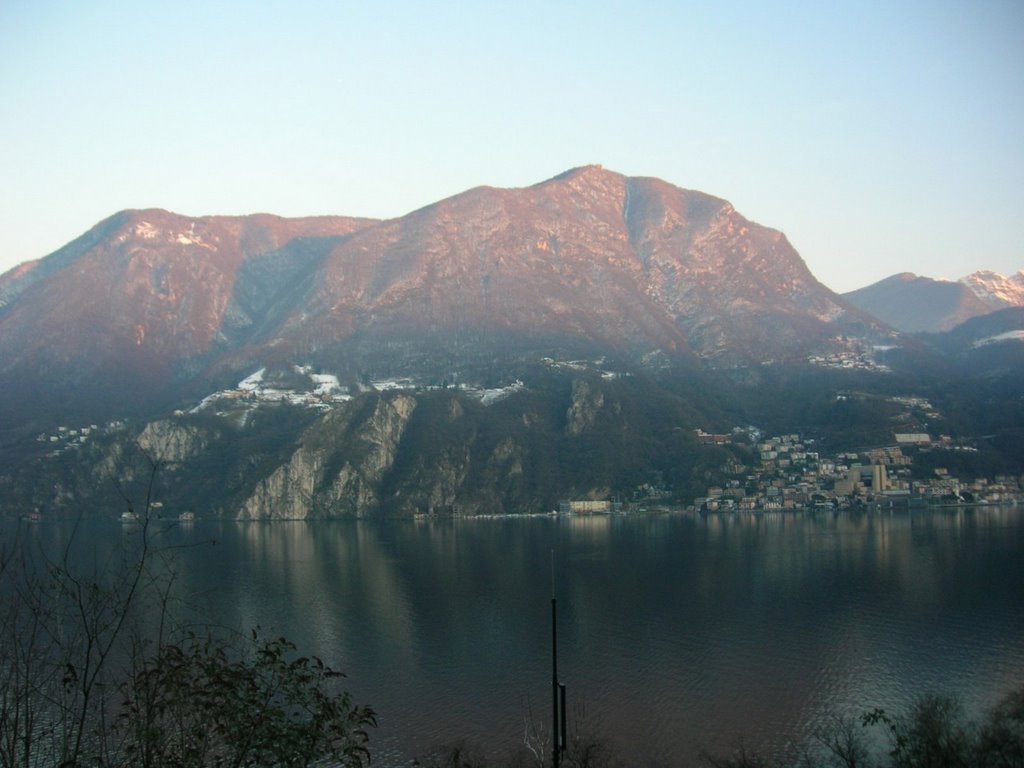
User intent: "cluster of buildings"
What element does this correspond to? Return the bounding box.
[807,336,894,373]
[692,431,1023,512]
[35,422,123,458]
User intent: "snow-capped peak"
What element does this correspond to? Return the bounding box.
[959,270,1024,308]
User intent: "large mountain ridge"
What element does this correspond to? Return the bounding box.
[1,166,1021,518]
[0,166,886,420]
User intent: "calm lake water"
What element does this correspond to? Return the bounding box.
[12,508,1024,765]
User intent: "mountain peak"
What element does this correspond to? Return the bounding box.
[545,164,610,181]
[960,269,1024,308]
[0,167,880,426]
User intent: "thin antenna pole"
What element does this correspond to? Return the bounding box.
[551,549,556,599]
[551,549,561,768]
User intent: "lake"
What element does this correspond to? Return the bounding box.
[12,508,1024,765]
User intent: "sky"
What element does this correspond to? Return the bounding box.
[1,0,1022,293]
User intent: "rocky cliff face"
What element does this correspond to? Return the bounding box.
[566,378,607,435]
[237,394,418,519]
[137,419,212,463]
[9,365,742,519]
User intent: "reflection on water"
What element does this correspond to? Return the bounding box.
[12,509,1024,766]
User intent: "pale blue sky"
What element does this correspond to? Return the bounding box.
[2,0,1021,292]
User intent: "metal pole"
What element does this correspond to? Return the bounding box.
[552,550,560,768]
[559,683,567,753]
[552,593,559,767]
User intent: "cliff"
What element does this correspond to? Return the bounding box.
[10,366,745,519]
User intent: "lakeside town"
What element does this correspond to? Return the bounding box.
[567,426,1023,515]
[681,428,1020,513]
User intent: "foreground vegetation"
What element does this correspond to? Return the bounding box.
[705,689,1024,768]
[414,686,1024,768]
[0,499,375,768]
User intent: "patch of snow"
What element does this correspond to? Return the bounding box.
[310,373,341,395]
[810,302,845,322]
[478,380,525,406]
[973,330,1024,348]
[249,387,311,406]
[189,392,221,413]
[238,368,266,391]
[134,222,159,239]
[372,378,415,391]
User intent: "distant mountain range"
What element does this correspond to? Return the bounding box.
[843,270,1024,333]
[1,167,1021,518]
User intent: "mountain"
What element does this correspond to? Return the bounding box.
[267,166,874,367]
[0,210,377,422]
[5,166,1022,519]
[0,166,883,428]
[842,273,993,333]
[960,269,1024,309]
[843,270,1024,333]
